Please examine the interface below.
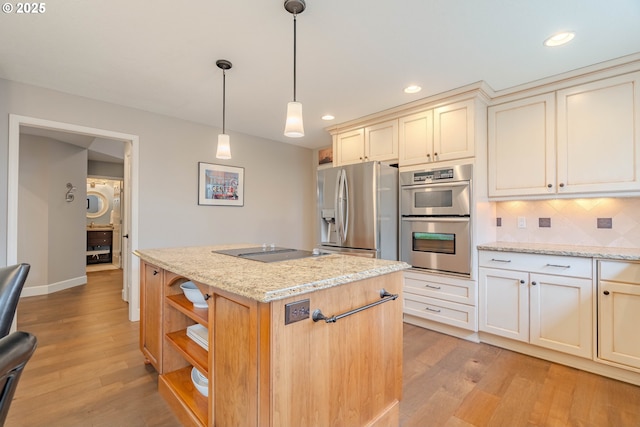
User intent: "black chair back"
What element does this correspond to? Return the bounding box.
[0,331,37,426]
[0,264,30,338]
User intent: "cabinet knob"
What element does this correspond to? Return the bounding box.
[531,281,537,286]
[426,154,431,158]
[153,270,159,276]
[520,280,525,284]
[603,290,610,295]
[547,184,552,188]
[434,152,438,157]
[559,183,565,188]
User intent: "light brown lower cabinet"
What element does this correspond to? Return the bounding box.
[140,261,163,372]
[140,260,403,427]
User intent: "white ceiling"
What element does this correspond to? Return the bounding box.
[2,0,640,150]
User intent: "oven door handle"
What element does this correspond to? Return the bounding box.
[401,181,469,190]
[401,216,470,222]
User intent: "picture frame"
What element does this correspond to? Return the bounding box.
[198,162,244,206]
[318,146,333,165]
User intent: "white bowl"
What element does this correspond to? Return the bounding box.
[180,282,207,308]
[191,367,208,397]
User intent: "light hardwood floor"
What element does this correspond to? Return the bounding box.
[9,270,640,427]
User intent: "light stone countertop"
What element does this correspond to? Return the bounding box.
[134,244,410,302]
[478,242,640,261]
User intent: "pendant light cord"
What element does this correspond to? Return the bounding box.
[293,13,297,102]
[222,69,226,134]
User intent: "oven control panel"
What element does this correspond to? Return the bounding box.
[412,168,454,183]
[400,164,472,186]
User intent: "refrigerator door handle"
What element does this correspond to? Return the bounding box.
[336,169,348,244]
[335,169,344,243]
[342,169,349,241]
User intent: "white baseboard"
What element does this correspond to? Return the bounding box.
[403,314,480,343]
[20,275,87,297]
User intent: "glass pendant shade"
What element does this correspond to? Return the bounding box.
[216,133,231,159]
[284,101,304,138]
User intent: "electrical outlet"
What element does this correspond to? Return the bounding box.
[517,217,527,228]
[284,299,310,324]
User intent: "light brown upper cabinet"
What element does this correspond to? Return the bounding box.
[488,71,640,198]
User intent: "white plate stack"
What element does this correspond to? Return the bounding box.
[186,324,208,351]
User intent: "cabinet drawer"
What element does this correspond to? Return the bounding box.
[404,293,477,331]
[599,260,640,284]
[88,238,111,246]
[479,250,592,279]
[404,270,476,305]
[87,231,112,238]
[87,231,112,246]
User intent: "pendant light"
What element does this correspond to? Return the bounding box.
[283,0,306,138]
[216,59,232,159]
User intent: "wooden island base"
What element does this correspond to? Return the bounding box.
[139,253,405,427]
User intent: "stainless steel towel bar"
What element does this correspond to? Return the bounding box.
[312,289,398,323]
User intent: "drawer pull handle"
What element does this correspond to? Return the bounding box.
[425,306,441,313]
[491,258,511,263]
[425,284,441,290]
[546,263,571,268]
[153,270,159,276]
[312,289,398,323]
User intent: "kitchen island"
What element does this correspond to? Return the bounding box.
[135,244,410,427]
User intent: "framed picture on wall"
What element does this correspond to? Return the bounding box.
[318,146,333,165]
[198,162,244,206]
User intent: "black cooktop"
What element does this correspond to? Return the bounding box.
[212,246,325,263]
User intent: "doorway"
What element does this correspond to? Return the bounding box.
[7,114,141,321]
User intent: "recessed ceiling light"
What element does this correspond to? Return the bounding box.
[404,85,422,94]
[321,114,335,121]
[544,31,575,47]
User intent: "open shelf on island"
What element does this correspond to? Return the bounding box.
[159,366,208,427]
[165,329,208,375]
[166,294,209,327]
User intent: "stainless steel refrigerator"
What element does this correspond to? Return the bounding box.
[317,161,398,260]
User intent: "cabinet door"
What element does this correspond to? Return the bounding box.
[479,268,529,342]
[364,120,398,162]
[557,72,640,193]
[529,273,593,358]
[434,99,475,162]
[140,261,163,372]
[488,93,556,197]
[599,280,640,369]
[398,110,434,166]
[334,129,365,166]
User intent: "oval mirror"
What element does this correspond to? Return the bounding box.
[86,191,109,219]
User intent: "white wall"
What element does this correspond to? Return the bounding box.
[1,78,315,289]
[18,134,87,287]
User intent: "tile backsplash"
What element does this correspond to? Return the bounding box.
[496,198,640,248]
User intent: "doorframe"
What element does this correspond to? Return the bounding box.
[7,114,141,321]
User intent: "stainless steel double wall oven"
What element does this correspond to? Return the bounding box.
[400,164,472,276]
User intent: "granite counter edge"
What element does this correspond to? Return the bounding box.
[477,243,640,261]
[134,250,411,302]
